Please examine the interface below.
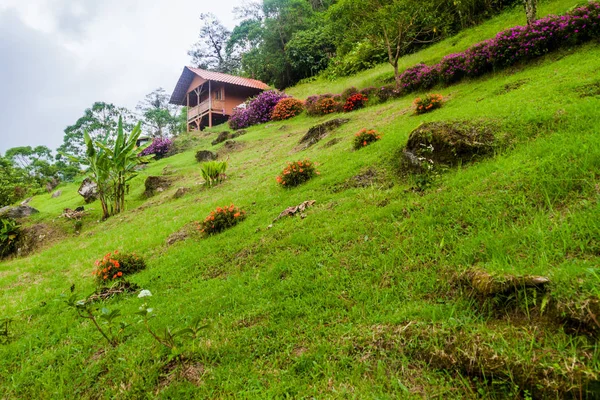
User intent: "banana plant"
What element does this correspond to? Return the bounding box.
[95,118,153,215]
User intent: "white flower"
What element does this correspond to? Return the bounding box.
[138,289,152,298]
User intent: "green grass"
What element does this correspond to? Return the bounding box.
[1,0,600,397]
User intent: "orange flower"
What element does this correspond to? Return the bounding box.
[117,271,122,277]
[103,275,108,280]
[234,212,241,218]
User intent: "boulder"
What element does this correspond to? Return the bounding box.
[195,150,217,163]
[0,205,39,219]
[45,178,59,193]
[144,176,172,197]
[402,121,496,172]
[78,178,98,203]
[211,131,231,146]
[51,190,62,198]
[20,197,33,205]
[173,187,190,199]
[298,118,350,150]
[231,130,247,139]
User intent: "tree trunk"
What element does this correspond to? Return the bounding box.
[523,0,537,25]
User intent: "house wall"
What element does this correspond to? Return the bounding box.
[186,78,264,116]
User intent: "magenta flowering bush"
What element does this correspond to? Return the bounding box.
[228,90,289,129]
[139,138,173,159]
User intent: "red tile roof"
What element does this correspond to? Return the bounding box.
[187,67,270,90]
[169,67,270,106]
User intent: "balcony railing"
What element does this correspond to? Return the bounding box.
[187,99,225,121]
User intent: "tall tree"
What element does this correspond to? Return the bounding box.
[189,13,239,73]
[329,0,442,85]
[523,0,537,25]
[58,102,134,159]
[136,88,180,138]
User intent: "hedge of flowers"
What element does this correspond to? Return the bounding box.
[344,93,369,112]
[139,137,173,159]
[353,129,382,150]
[92,251,147,284]
[276,160,319,187]
[197,204,246,235]
[272,98,305,121]
[229,90,289,130]
[305,94,344,116]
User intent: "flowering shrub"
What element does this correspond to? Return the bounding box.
[399,64,439,92]
[92,251,147,284]
[197,204,246,235]
[353,129,382,150]
[341,87,359,102]
[139,138,173,159]
[377,84,403,102]
[305,95,343,116]
[344,93,369,112]
[271,98,304,121]
[228,90,288,129]
[414,94,444,114]
[276,160,319,187]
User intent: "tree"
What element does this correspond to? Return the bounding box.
[136,88,180,138]
[58,102,134,159]
[0,156,27,207]
[188,13,239,73]
[523,0,537,25]
[329,0,442,85]
[286,26,336,80]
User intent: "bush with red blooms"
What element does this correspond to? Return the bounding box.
[353,129,382,150]
[414,94,444,114]
[197,204,246,235]
[271,98,304,121]
[276,159,319,188]
[343,93,368,112]
[92,251,146,284]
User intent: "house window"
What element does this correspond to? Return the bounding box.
[215,88,223,100]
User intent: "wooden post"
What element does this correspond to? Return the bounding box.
[186,92,190,132]
[208,80,212,128]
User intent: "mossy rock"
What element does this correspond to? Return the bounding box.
[298,118,350,150]
[143,176,172,197]
[211,131,231,146]
[195,150,217,163]
[402,121,496,171]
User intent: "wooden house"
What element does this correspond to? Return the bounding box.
[169,67,270,131]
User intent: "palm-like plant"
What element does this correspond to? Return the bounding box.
[96,118,152,215]
[66,117,151,219]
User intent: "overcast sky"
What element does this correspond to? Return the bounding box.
[0,0,240,154]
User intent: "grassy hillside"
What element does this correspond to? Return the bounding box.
[2,0,600,398]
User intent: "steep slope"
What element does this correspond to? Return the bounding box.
[1,1,600,398]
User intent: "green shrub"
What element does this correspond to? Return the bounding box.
[414,94,444,114]
[353,129,382,150]
[0,218,20,258]
[197,204,246,235]
[276,160,319,188]
[92,251,146,285]
[201,161,228,187]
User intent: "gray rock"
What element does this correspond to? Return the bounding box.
[78,178,98,203]
[20,197,33,205]
[51,190,62,198]
[299,118,350,150]
[45,178,59,193]
[173,187,189,199]
[195,150,217,163]
[0,205,39,219]
[144,176,172,197]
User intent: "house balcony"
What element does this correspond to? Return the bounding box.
[187,99,226,122]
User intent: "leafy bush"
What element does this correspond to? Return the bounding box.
[271,98,305,121]
[201,161,227,187]
[353,129,382,150]
[341,87,359,102]
[414,94,444,114]
[139,138,173,159]
[305,95,343,116]
[0,218,20,258]
[276,160,319,187]
[228,91,289,129]
[92,251,146,284]
[399,64,439,92]
[197,204,246,235]
[376,84,403,102]
[344,93,369,112]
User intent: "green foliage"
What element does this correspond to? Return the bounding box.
[276,159,319,187]
[0,317,13,344]
[200,160,228,187]
[136,88,181,138]
[353,129,382,150]
[286,26,336,80]
[197,204,246,235]
[0,157,26,207]
[414,93,444,114]
[65,117,152,219]
[0,218,20,259]
[64,294,126,347]
[92,251,147,285]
